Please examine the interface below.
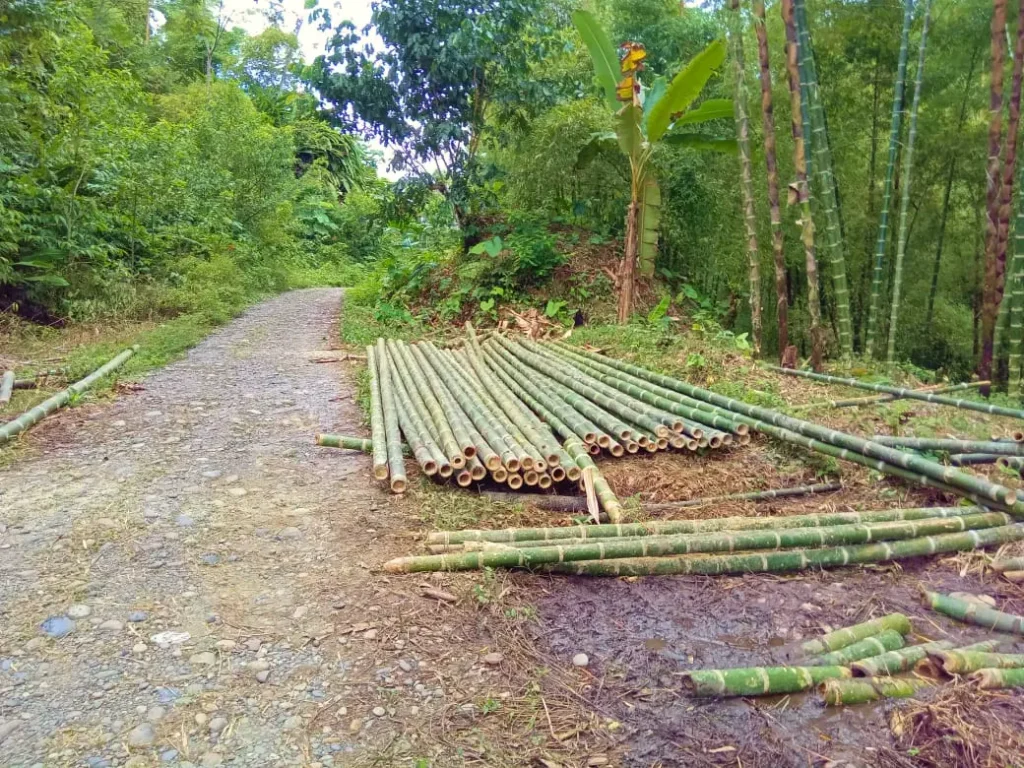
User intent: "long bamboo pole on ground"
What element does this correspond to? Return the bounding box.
[950,453,1002,466]
[782,0,823,369]
[865,0,914,359]
[385,348,446,477]
[801,613,912,655]
[851,639,998,677]
[925,650,1024,674]
[765,364,1024,420]
[385,513,1010,573]
[480,482,841,514]
[0,370,13,405]
[545,524,1024,577]
[0,346,138,444]
[374,340,408,493]
[871,437,1024,455]
[923,590,1024,633]
[553,345,1021,509]
[686,665,850,697]
[752,0,788,358]
[885,0,932,367]
[425,506,982,547]
[790,381,987,411]
[729,0,762,357]
[812,629,906,666]
[563,437,623,523]
[991,556,1024,571]
[390,342,465,469]
[821,676,930,706]
[366,346,390,481]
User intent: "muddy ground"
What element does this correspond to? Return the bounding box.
[2,289,1024,768]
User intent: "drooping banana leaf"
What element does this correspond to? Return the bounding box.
[642,76,669,122]
[571,10,621,112]
[646,39,728,142]
[662,133,739,154]
[670,98,735,127]
[575,132,618,170]
[617,104,644,159]
[639,176,661,277]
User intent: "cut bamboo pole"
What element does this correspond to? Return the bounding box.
[385,348,447,477]
[0,346,138,444]
[563,437,622,523]
[950,453,1002,466]
[765,365,1024,420]
[552,345,1020,509]
[547,525,1024,577]
[821,676,931,706]
[802,613,912,655]
[812,629,906,666]
[991,556,1024,571]
[374,340,408,493]
[384,513,1008,573]
[366,346,390,481]
[0,370,13,405]
[790,381,987,411]
[425,506,981,546]
[390,342,465,469]
[923,590,1024,633]
[925,650,1024,674]
[852,639,999,677]
[685,666,850,697]
[871,437,1024,455]
[970,667,1024,688]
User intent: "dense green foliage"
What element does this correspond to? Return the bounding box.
[0,0,370,323]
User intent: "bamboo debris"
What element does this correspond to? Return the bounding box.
[923,590,1024,634]
[685,665,850,697]
[801,613,912,655]
[766,364,1024,420]
[812,629,906,666]
[925,650,1024,674]
[991,556,1024,571]
[821,676,931,706]
[0,346,138,444]
[970,667,1024,689]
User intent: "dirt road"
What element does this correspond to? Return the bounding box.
[0,290,595,768]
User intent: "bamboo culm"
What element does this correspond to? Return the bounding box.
[0,346,138,444]
[871,437,1024,455]
[865,0,914,358]
[791,381,986,411]
[766,364,1024,421]
[851,639,999,677]
[923,590,1024,634]
[812,629,906,666]
[685,665,850,697]
[926,649,1024,674]
[385,513,1009,573]
[971,667,1024,688]
[374,339,408,493]
[821,676,931,706]
[802,613,912,655]
[885,0,933,366]
[366,345,390,481]
[0,370,13,405]
[546,525,1024,577]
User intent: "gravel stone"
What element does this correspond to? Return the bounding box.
[67,604,92,619]
[127,723,156,748]
[572,653,590,667]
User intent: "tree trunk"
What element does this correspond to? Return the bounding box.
[865,0,913,358]
[753,0,788,359]
[783,0,823,370]
[980,0,1009,390]
[794,0,853,358]
[886,0,933,367]
[617,201,639,324]
[730,0,763,358]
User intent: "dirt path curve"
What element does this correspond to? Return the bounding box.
[0,289,525,768]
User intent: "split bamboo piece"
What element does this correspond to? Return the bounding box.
[0,346,138,444]
[850,640,1000,677]
[820,676,931,706]
[923,590,1024,634]
[802,613,912,655]
[685,665,850,697]
[970,667,1024,689]
[0,370,13,405]
[384,513,1008,573]
[765,365,1024,420]
[812,629,906,665]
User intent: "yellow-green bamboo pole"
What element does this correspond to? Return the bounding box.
[374,339,407,493]
[686,665,850,697]
[366,346,390,480]
[923,589,1024,633]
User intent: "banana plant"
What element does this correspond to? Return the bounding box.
[572,10,735,322]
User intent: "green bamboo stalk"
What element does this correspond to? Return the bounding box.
[390,342,465,468]
[851,639,999,677]
[686,666,850,697]
[426,506,981,547]
[564,437,623,523]
[950,454,1002,466]
[991,555,1024,571]
[479,482,840,515]
[765,364,1024,421]
[494,337,665,440]
[547,524,1024,576]
[802,613,912,655]
[384,513,1008,573]
[556,345,1021,508]
[316,433,400,453]
[0,370,13,405]
[418,342,525,471]
[813,629,906,666]
[795,0,853,357]
[374,340,411,492]
[927,649,1024,674]
[730,0,763,357]
[923,590,1024,634]
[970,667,1024,688]
[11,368,64,389]
[1008,158,1024,395]
[0,346,138,444]
[385,347,447,477]
[790,381,987,411]
[886,0,933,366]
[871,437,1024,455]
[821,676,930,706]
[865,0,914,358]
[782,0,823,369]
[366,345,390,481]
[997,456,1024,470]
